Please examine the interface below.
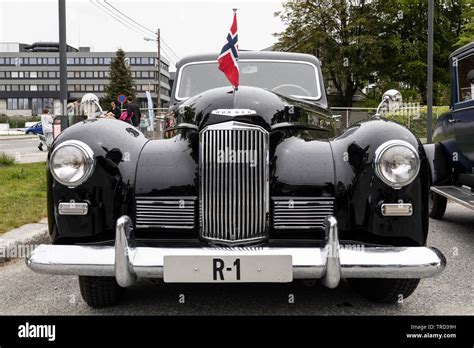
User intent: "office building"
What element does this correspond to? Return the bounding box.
[0,42,171,116]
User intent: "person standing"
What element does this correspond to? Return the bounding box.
[106,100,121,119]
[40,107,54,149]
[126,96,142,127]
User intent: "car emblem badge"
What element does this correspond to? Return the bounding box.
[211,109,257,117]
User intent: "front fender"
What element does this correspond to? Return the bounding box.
[330,119,430,246]
[47,119,148,244]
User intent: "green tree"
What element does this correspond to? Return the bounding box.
[274,0,473,106]
[274,0,388,106]
[103,48,135,107]
[455,0,474,47]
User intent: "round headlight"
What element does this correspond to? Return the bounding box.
[50,140,95,187]
[374,140,420,189]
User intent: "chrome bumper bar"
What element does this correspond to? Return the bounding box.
[26,215,446,288]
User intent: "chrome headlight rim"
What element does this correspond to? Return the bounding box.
[374,140,420,189]
[50,140,95,187]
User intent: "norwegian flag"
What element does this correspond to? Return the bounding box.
[218,10,239,88]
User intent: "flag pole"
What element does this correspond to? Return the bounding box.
[232,8,238,106]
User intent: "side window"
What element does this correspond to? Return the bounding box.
[457,54,474,103]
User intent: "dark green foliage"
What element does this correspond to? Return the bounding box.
[274,0,474,107]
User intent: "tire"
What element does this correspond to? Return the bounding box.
[348,278,420,304]
[79,276,125,308]
[429,191,447,220]
[26,131,33,135]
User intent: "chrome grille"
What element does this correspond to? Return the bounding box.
[200,121,269,243]
[135,196,196,229]
[272,197,335,229]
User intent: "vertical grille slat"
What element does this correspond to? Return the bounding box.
[201,122,268,243]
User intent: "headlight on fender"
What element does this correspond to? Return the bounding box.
[374,140,420,189]
[50,140,95,187]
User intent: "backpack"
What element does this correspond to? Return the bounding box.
[119,111,134,123]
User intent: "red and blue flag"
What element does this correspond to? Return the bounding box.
[218,10,239,88]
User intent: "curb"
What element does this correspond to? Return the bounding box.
[0,221,51,263]
[0,135,37,140]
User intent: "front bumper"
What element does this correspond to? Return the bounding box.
[26,215,446,288]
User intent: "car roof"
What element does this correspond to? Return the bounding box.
[175,51,321,70]
[449,41,474,59]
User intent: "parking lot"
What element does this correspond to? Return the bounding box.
[0,202,472,316]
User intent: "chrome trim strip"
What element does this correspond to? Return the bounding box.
[58,202,88,216]
[135,196,197,229]
[272,197,334,230]
[381,203,413,216]
[27,215,446,286]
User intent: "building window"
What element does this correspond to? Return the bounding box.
[67,71,74,78]
[0,58,4,64]
[24,72,29,78]
[98,57,104,65]
[86,71,93,78]
[104,57,111,65]
[67,58,74,65]
[104,71,110,78]
[48,71,55,78]
[7,98,17,109]
[12,85,19,91]
[99,85,104,91]
[25,85,29,91]
[93,58,98,65]
[75,84,81,91]
[68,85,75,91]
[99,71,104,78]
[0,71,4,78]
[85,57,93,65]
[30,85,38,91]
[0,85,4,91]
[80,71,86,78]
[11,72,18,78]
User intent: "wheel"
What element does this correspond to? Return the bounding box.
[38,143,43,151]
[348,278,420,304]
[79,276,125,308]
[26,131,33,135]
[429,191,447,220]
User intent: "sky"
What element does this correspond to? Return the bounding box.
[0,0,287,70]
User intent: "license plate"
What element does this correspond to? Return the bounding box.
[163,255,293,283]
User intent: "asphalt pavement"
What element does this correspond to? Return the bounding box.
[0,203,472,315]
[0,136,47,163]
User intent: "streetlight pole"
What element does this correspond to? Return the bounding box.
[156,28,161,110]
[58,0,67,130]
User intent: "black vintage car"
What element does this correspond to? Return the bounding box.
[426,42,474,218]
[27,51,445,308]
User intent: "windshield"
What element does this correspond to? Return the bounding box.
[176,60,321,101]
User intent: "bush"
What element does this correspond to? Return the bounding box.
[0,152,15,167]
[0,115,41,129]
[384,106,449,140]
